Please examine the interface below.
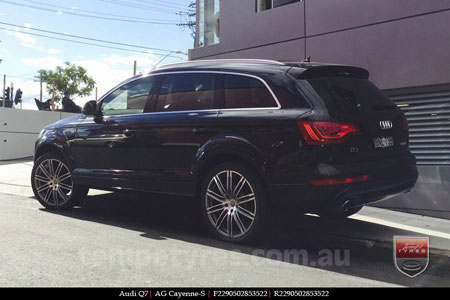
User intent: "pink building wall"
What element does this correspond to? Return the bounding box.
[190,0,450,90]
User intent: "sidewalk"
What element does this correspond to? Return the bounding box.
[0,158,107,198]
[1,158,450,256]
[0,158,35,197]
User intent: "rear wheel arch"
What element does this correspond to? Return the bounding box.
[193,147,268,199]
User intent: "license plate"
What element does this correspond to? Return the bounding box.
[374,136,394,148]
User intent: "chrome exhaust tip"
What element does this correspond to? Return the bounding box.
[341,199,353,212]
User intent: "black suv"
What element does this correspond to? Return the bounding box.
[32,60,418,243]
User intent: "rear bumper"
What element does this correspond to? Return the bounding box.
[267,153,418,213]
[321,171,418,212]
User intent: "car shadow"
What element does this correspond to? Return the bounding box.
[39,191,450,287]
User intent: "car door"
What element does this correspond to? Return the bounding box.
[138,72,220,195]
[216,73,287,164]
[71,76,156,189]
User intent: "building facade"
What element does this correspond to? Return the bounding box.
[190,0,450,218]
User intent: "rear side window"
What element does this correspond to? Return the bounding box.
[307,77,395,112]
[155,73,215,112]
[223,74,278,109]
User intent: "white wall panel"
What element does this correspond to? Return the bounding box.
[0,108,77,160]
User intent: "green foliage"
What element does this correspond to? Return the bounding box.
[38,62,95,102]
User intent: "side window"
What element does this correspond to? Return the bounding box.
[223,74,278,109]
[155,73,216,112]
[101,77,155,116]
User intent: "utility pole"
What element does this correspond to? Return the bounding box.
[133,60,137,76]
[2,75,5,108]
[51,79,55,111]
[34,71,44,102]
[0,52,3,108]
[176,1,197,45]
[95,87,98,100]
[10,82,13,107]
[40,75,43,102]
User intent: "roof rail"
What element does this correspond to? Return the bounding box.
[152,59,285,71]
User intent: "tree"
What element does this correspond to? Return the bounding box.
[38,62,95,103]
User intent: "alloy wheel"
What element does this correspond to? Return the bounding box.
[34,158,73,207]
[205,170,257,239]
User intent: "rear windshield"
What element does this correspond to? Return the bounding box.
[307,77,395,112]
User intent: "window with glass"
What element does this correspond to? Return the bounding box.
[223,74,277,109]
[307,77,396,113]
[197,0,220,47]
[101,77,155,116]
[155,73,216,112]
[256,0,301,12]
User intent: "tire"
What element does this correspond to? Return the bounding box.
[31,152,89,210]
[319,206,363,219]
[200,162,269,244]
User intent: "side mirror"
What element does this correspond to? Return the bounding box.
[82,100,100,117]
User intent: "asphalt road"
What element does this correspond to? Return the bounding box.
[0,190,449,287]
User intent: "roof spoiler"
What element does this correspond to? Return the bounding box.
[290,65,370,80]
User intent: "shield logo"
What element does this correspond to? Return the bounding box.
[394,236,429,278]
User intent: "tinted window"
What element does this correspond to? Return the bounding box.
[155,73,215,112]
[271,86,309,108]
[223,74,277,109]
[307,77,395,113]
[101,77,155,116]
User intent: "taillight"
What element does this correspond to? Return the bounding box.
[403,118,409,133]
[311,174,370,186]
[297,121,361,145]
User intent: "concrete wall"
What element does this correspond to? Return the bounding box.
[0,108,76,160]
[375,166,450,219]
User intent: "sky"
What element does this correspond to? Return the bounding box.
[0,0,194,110]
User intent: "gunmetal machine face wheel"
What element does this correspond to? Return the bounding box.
[205,170,257,239]
[33,158,73,207]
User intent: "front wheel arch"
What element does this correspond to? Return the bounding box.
[34,142,74,169]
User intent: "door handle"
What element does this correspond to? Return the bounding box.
[193,127,210,135]
[123,129,137,138]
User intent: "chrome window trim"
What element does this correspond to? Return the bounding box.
[95,70,281,118]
